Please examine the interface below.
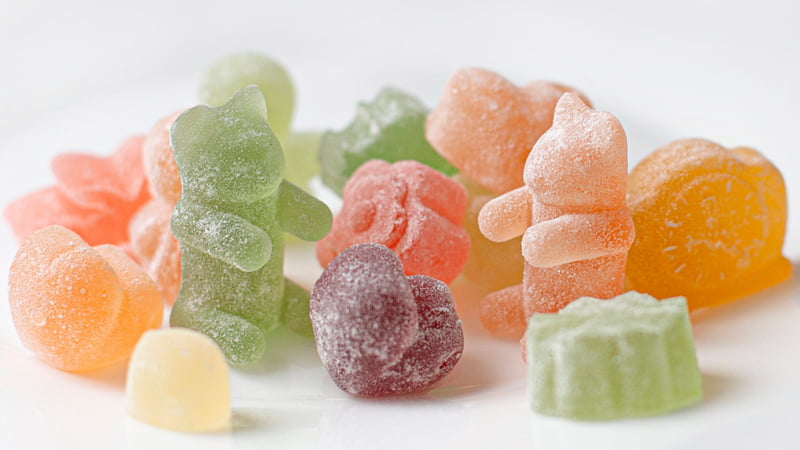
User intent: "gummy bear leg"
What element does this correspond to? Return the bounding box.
[170,302,266,366]
[479,284,525,339]
[281,278,313,337]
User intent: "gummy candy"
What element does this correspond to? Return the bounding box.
[454,173,524,292]
[527,292,702,420]
[169,86,332,365]
[8,225,163,372]
[126,328,231,432]
[479,93,634,336]
[129,110,183,305]
[626,138,791,310]
[198,52,295,143]
[316,160,470,284]
[5,136,151,247]
[283,131,322,190]
[318,87,457,195]
[426,68,589,194]
[310,243,464,396]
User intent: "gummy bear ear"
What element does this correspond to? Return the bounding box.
[221,86,269,124]
[552,92,593,123]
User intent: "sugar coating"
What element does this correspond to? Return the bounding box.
[478,93,635,336]
[8,225,163,372]
[198,52,295,143]
[310,243,464,396]
[626,138,791,310]
[169,87,332,366]
[4,136,151,247]
[126,328,231,432]
[319,87,457,195]
[317,160,470,284]
[130,110,184,305]
[426,68,590,194]
[527,292,703,420]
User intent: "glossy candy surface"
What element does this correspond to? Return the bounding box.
[169,87,331,365]
[8,225,163,371]
[626,138,791,310]
[310,243,464,396]
[317,160,469,284]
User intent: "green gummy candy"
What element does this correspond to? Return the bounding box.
[281,279,313,338]
[199,52,295,143]
[318,87,457,195]
[170,86,332,366]
[526,292,702,420]
[283,131,322,190]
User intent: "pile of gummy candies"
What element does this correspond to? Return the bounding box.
[4,51,793,431]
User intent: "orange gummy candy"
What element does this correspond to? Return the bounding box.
[8,225,163,372]
[4,136,151,246]
[129,111,184,305]
[426,68,589,194]
[626,138,791,310]
[478,93,634,338]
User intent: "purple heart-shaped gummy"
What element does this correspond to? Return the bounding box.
[310,243,464,396]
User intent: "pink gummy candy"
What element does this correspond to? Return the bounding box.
[129,111,184,305]
[478,93,635,336]
[310,243,464,396]
[316,160,470,284]
[5,136,151,247]
[426,68,590,194]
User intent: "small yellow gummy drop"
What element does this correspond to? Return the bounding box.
[125,328,231,433]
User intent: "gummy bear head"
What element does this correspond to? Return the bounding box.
[171,86,285,204]
[524,93,627,209]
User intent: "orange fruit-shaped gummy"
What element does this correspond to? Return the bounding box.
[8,225,163,371]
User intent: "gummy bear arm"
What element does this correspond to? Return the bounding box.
[171,201,272,272]
[477,187,531,242]
[278,180,333,241]
[522,210,635,268]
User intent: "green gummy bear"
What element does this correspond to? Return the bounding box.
[170,86,332,366]
[198,52,295,143]
[318,87,458,195]
[283,131,321,190]
[526,292,702,420]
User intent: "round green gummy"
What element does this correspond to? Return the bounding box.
[318,87,458,196]
[198,52,295,143]
[526,292,703,420]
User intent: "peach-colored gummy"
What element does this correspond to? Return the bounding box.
[426,68,589,194]
[626,138,791,310]
[478,93,634,338]
[8,225,163,372]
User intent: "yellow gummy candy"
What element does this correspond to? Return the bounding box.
[126,328,231,433]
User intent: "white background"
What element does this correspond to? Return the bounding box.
[1,1,799,449]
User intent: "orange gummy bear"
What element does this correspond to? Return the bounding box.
[8,225,163,372]
[129,110,184,305]
[426,68,590,194]
[626,138,792,310]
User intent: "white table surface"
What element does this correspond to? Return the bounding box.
[1,1,799,449]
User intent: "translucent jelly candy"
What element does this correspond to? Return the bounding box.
[310,243,464,396]
[5,136,151,246]
[626,138,791,310]
[318,87,457,195]
[129,110,184,305]
[454,173,524,293]
[126,328,231,432]
[527,292,702,420]
[426,68,589,194]
[8,225,163,372]
[283,131,322,190]
[316,160,470,284]
[198,52,295,143]
[479,93,634,337]
[169,86,332,366]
